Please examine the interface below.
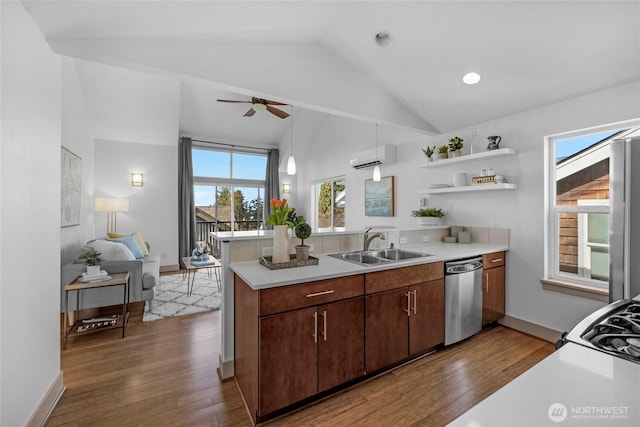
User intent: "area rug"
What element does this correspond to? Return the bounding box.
[142,270,222,322]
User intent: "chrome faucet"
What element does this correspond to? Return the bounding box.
[363,227,386,251]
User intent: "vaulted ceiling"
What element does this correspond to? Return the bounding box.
[22,1,640,146]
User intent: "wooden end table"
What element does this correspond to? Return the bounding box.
[181,256,222,296]
[63,272,130,350]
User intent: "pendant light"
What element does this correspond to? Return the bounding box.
[287,105,296,175]
[373,124,381,181]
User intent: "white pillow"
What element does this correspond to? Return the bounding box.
[89,239,136,262]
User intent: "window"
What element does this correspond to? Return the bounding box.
[313,178,346,232]
[545,128,619,290]
[192,147,266,240]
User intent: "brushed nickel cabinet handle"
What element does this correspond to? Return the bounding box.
[306,290,335,298]
[412,290,417,314]
[491,258,503,263]
[322,310,327,342]
[313,311,318,343]
[485,273,489,292]
[405,291,411,316]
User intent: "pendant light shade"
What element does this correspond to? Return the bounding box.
[373,124,381,181]
[287,105,296,176]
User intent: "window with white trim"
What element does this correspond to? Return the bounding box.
[312,177,346,232]
[546,129,619,289]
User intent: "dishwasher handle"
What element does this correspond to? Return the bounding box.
[445,257,483,274]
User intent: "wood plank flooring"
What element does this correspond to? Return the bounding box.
[49,304,553,427]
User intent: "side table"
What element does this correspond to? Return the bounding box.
[181,256,222,296]
[63,272,130,350]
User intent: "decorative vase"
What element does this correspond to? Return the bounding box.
[272,225,290,263]
[295,245,310,262]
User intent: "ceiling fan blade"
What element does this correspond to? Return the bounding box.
[217,99,251,103]
[244,108,256,117]
[263,99,288,106]
[266,105,290,119]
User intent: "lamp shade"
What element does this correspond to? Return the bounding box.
[95,198,129,212]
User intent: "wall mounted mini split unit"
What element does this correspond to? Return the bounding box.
[349,144,396,169]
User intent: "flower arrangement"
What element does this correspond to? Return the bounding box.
[266,198,293,226]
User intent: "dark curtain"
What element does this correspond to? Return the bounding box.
[264,149,280,228]
[178,137,197,268]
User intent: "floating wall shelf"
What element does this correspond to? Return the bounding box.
[419,148,518,169]
[418,183,517,195]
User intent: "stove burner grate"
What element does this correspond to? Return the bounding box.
[581,302,640,363]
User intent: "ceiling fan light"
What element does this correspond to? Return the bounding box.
[252,103,267,112]
[463,72,481,85]
[287,155,296,175]
[373,165,381,181]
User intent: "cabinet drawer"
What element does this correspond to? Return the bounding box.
[259,275,364,316]
[483,251,506,269]
[365,262,444,295]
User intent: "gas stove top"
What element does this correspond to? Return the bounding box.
[565,299,640,364]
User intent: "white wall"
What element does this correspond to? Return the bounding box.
[60,57,97,264]
[293,81,640,333]
[94,140,179,266]
[1,3,63,425]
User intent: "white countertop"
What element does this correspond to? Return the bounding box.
[230,242,507,290]
[448,342,639,427]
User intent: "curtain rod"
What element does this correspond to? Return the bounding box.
[190,138,273,152]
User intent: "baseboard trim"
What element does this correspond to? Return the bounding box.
[217,353,235,381]
[160,264,179,273]
[27,371,65,427]
[499,315,563,344]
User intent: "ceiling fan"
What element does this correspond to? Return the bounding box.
[217,97,290,119]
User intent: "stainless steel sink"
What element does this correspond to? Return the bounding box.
[328,249,432,266]
[365,248,432,261]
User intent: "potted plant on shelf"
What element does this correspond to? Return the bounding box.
[449,136,464,157]
[80,248,102,275]
[294,222,312,261]
[421,146,436,162]
[410,208,445,226]
[437,145,449,160]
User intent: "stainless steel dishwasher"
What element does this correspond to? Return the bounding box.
[444,256,483,345]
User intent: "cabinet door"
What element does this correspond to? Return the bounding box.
[365,288,410,373]
[409,279,445,355]
[318,297,365,392]
[482,266,506,325]
[259,306,318,416]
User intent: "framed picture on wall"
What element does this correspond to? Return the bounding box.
[61,146,82,227]
[365,175,395,216]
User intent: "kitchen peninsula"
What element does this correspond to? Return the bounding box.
[212,227,509,381]
[228,237,507,423]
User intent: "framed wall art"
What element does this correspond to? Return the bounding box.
[365,175,395,216]
[61,146,82,227]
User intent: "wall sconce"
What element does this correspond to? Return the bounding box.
[131,173,144,187]
[283,183,291,194]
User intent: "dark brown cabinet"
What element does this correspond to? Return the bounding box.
[235,274,364,422]
[482,252,506,325]
[364,263,444,373]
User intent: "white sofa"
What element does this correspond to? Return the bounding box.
[60,239,160,312]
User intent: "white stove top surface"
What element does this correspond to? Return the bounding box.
[448,342,639,426]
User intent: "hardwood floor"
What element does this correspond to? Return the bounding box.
[49,305,553,427]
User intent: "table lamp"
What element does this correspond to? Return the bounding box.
[95,198,129,234]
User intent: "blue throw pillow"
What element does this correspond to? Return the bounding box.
[108,235,144,259]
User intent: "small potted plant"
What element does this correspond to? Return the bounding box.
[294,222,312,261]
[410,208,445,226]
[80,248,102,275]
[437,145,449,160]
[421,146,436,162]
[449,136,464,157]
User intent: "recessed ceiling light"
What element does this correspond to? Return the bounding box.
[374,31,393,47]
[463,72,481,85]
